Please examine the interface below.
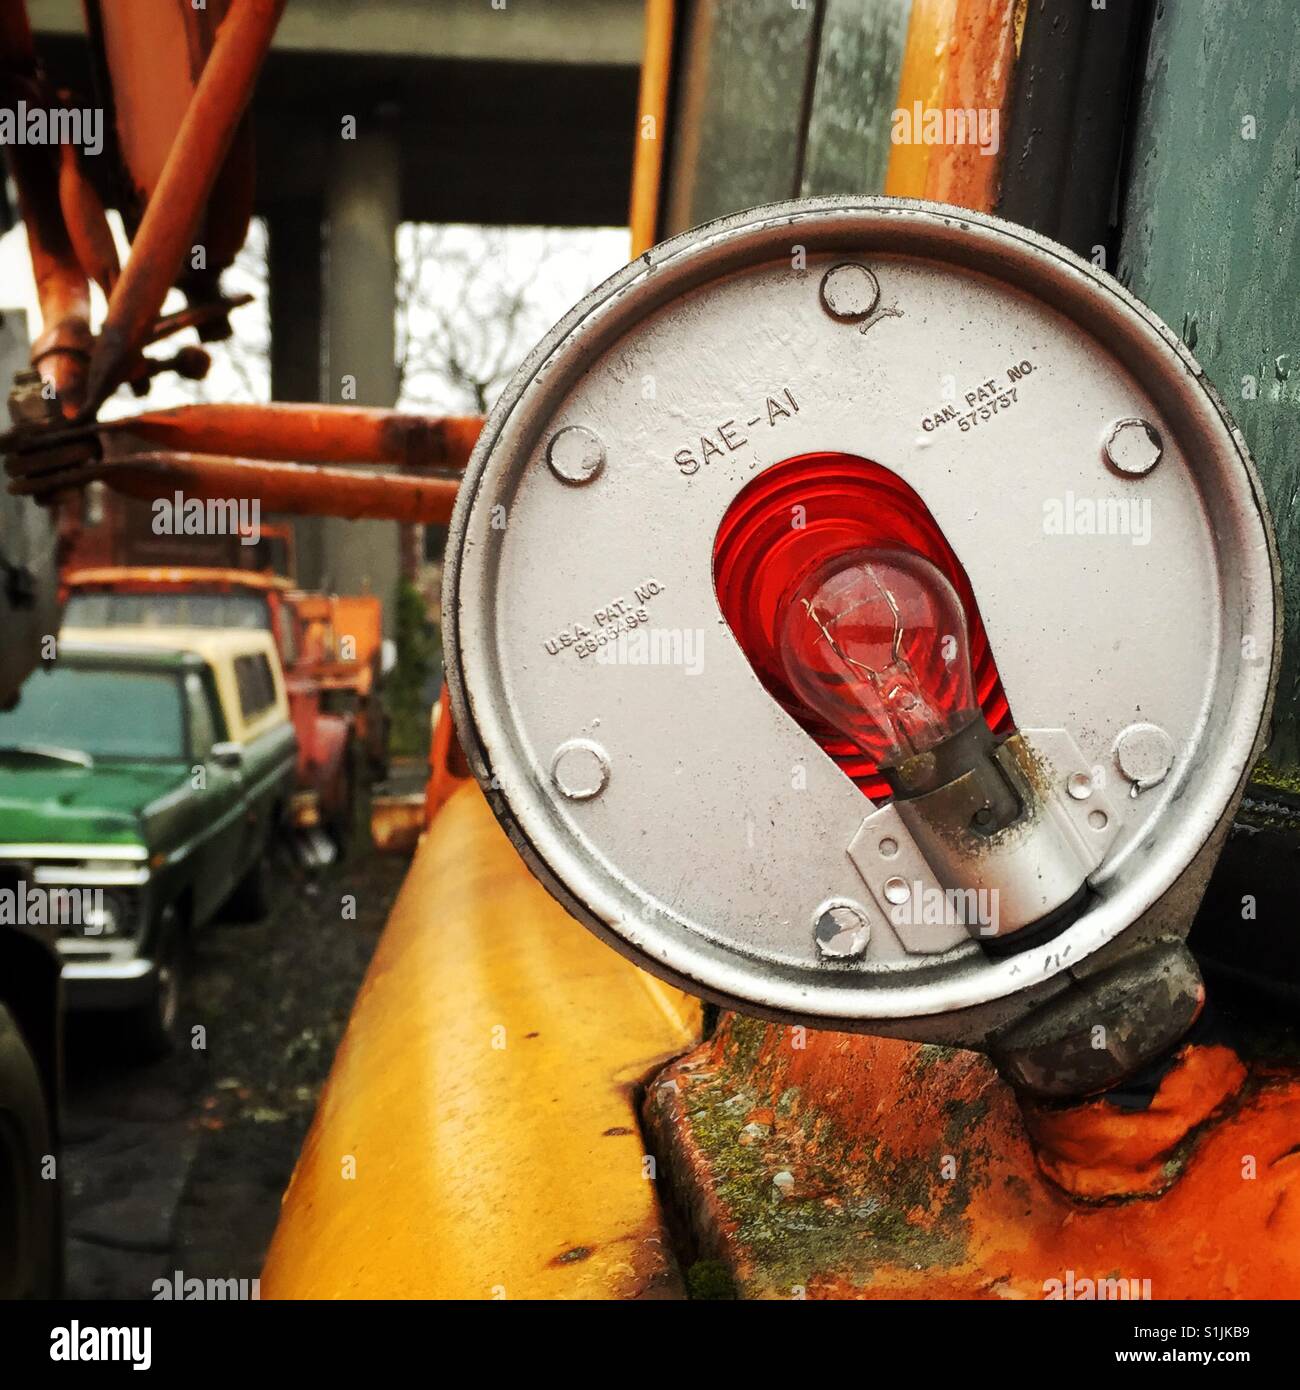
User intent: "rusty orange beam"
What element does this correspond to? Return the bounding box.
[57,140,120,297]
[0,0,91,411]
[103,402,484,470]
[82,0,286,411]
[629,0,676,257]
[884,0,1022,211]
[11,451,461,525]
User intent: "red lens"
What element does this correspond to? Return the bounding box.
[712,452,1013,802]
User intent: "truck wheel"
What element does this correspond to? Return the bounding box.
[125,906,184,1061]
[0,1003,60,1297]
[225,848,272,923]
[328,749,358,855]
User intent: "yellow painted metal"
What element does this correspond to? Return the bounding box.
[629,0,676,256]
[884,0,958,199]
[262,781,700,1299]
[884,0,1020,210]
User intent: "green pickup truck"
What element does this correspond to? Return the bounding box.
[0,626,296,1057]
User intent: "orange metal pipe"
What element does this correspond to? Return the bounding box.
[0,0,91,410]
[57,139,120,297]
[104,402,484,470]
[82,0,286,410]
[12,451,461,525]
[629,0,676,257]
[884,0,1020,209]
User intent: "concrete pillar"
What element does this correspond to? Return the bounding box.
[267,198,325,587]
[321,112,401,631]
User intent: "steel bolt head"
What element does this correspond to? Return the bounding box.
[819,263,880,322]
[547,424,605,484]
[813,900,871,959]
[1104,417,1162,476]
[551,739,610,800]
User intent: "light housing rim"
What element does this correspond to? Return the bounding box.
[444,195,1279,1036]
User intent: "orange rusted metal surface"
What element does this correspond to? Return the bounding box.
[65,564,291,593]
[1021,1045,1248,1200]
[884,0,1021,210]
[56,141,120,298]
[82,0,286,410]
[0,1,91,410]
[263,782,700,1299]
[629,0,676,257]
[105,402,484,470]
[14,451,461,525]
[90,0,233,216]
[644,1014,1300,1299]
[424,684,472,824]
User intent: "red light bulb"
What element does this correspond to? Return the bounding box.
[778,547,980,772]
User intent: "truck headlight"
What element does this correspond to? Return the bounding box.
[77,888,138,939]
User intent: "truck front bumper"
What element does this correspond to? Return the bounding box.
[61,955,157,1010]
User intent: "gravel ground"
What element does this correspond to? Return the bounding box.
[61,804,412,1300]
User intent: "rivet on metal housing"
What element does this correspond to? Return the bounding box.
[1114,723,1176,792]
[1104,418,1162,476]
[819,263,880,322]
[547,425,605,485]
[1066,772,1093,800]
[813,900,871,959]
[882,876,910,906]
[551,739,610,800]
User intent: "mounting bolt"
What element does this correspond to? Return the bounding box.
[819,263,880,323]
[813,899,871,959]
[551,739,610,800]
[1104,418,1162,476]
[547,424,605,485]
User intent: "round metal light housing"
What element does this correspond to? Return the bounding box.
[444,198,1278,1045]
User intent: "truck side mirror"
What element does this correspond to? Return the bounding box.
[211,741,244,770]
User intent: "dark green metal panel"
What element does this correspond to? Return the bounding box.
[800,0,912,197]
[662,0,821,233]
[662,0,911,235]
[1117,0,1300,767]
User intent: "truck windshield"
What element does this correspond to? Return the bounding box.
[0,667,185,761]
[64,591,271,631]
